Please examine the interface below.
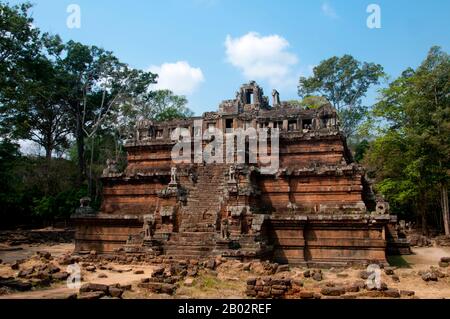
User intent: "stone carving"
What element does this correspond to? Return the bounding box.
[229,165,236,183]
[376,196,390,215]
[102,159,119,177]
[170,167,178,185]
[143,215,155,240]
[251,215,265,233]
[272,89,280,106]
[75,197,95,215]
[221,218,230,239]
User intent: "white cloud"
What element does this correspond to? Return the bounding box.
[224,32,299,88]
[149,61,205,95]
[321,2,338,19]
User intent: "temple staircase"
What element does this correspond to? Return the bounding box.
[164,164,228,259]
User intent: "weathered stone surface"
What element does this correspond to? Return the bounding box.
[345,285,360,293]
[299,291,315,299]
[78,291,105,300]
[312,271,323,282]
[184,278,194,287]
[383,289,400,298]
[152,267,165,276]
[108,287,124,298]
[321,287,346,296]
[276,265,290,273]
[85,265,96,272]
[385,268,395,275]
[0,279,32,291]
[359,271,370,280]
[400,290,415,297]
[37,251,52,259]
[11,261,20,270]
[246,278,257,286]
[17,268,34,278]
[421,272,438,282]
[52,272,70,281]
[80,283,109,293]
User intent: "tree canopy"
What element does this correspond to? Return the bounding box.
[298,55,385,138]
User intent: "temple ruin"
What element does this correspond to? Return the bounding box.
[72,82,409,267]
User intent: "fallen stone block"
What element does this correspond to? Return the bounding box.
[37,251,51,260]
[321,287,346,297]
[276,265,289,273]
[383,289,400,298]
[359,271,370,280]
[80,283,109,294]
[11,261,20,270]
[52,272,70,281]
[108,287,124,298]
[421,272,438,282]
[345,285,360,293]
[246,277,257,286]
[312,272,323,281]
[0,279,32,291]
[400,290,415,297]
[299,291,315,299]
[184,278,194,287]
[85,265,96,272]
[78,291,105,300]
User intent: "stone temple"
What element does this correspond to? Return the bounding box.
[72,82,409,266]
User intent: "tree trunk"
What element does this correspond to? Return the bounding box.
[441,183,450,236]
[419,194,428,236]
[76,110,86,183]
[88,136,95,197]
[45,147,52,160]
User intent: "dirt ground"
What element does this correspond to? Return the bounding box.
[1,243,449,299]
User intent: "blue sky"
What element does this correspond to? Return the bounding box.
[12,0,450,115]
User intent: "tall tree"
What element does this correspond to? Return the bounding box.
[0,2,40,137]
[52,40,157,181]
[298,55,385,138]
[365,46,450,235]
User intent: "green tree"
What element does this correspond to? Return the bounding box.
[298,55,385,138]
[365,46,450,235]
[50,40,157,182]
[123,89,192,122]
[287,96,329,109]
[0,2,40,137]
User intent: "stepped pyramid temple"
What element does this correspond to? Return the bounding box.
[72,82,409,266]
